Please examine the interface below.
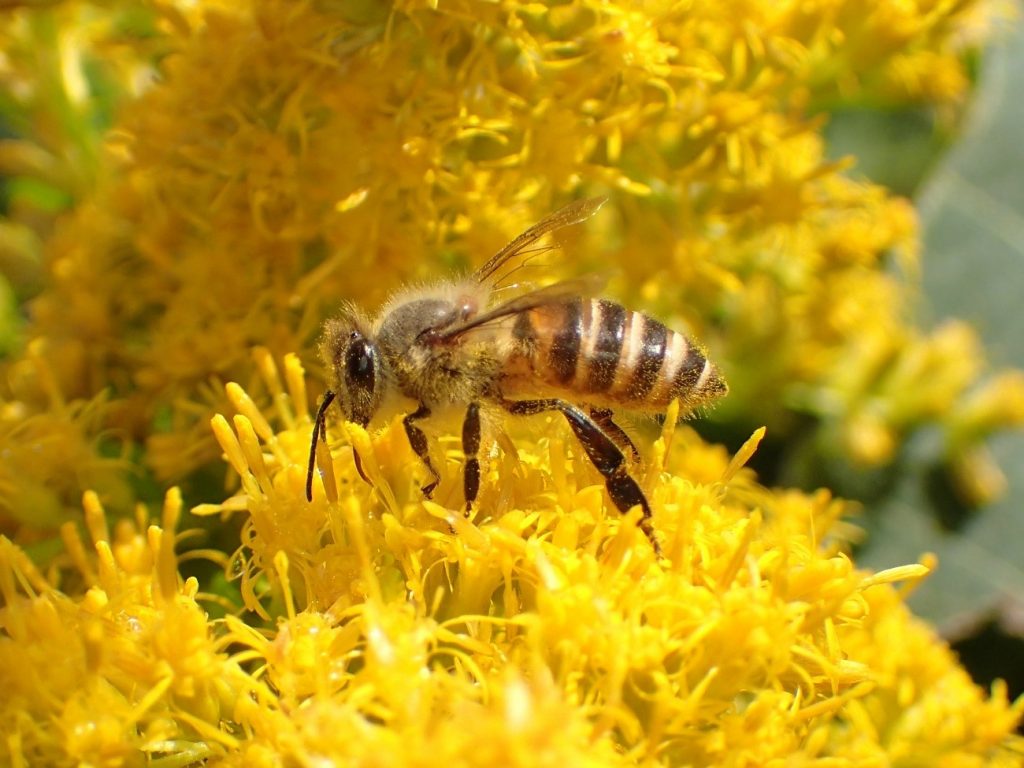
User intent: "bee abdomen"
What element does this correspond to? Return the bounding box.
[514,298,726,410]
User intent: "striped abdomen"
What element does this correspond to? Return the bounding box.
[503,297,727,411]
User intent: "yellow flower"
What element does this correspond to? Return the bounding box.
[0,0,1016,536]
[0,490,247,766]
[191,354,1017,764]
[1,352,1020,763]
[0,343,133,537]
[0,1,1021,761]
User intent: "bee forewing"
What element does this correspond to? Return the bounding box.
[473,196,608,284]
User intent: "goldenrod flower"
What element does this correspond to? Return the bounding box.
[5,353,1019,764]
[207,356,1019,764]
[0,490,247,765]
[0,0,1018,528]
[0,1,1021,764]
[0,342,133,539]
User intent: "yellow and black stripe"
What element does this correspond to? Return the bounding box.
[508,298,726,410]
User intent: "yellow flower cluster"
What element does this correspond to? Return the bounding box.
[1,353,1020,765]
[0,0,1019,532]
[0,0,1022,764]
[0,490,243,765]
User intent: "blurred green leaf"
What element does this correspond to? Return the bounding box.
[824,107,944,196]
[857,20,1024,635]
[0,273,22,356]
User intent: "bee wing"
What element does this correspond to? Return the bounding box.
[436,275,606,342]
[472,196,608,285]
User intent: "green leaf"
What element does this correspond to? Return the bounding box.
[856,22,1024,634]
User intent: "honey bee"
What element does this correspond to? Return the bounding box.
[307,197,727,555]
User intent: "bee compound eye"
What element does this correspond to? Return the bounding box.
[345,338,376,390]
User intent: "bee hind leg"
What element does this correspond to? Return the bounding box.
[462,402,481,516]
[499,398,662,557]
[404,404,442,498]
[588,406,640,462]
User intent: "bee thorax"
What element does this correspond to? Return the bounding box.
[377,299,457,353]
[376,297,498,406]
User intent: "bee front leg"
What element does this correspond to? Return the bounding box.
[306,390,336,502]
[462,402,481,515]
[404,404,442,498]
[499,398,662,557]
[306,390,375,500]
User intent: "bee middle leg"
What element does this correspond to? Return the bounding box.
[404,404,442,498]
[499,398,661,556]
[462,402,481,515]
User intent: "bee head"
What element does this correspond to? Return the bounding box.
[319,312,383,427]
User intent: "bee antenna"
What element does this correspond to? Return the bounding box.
[306,390,337,501]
